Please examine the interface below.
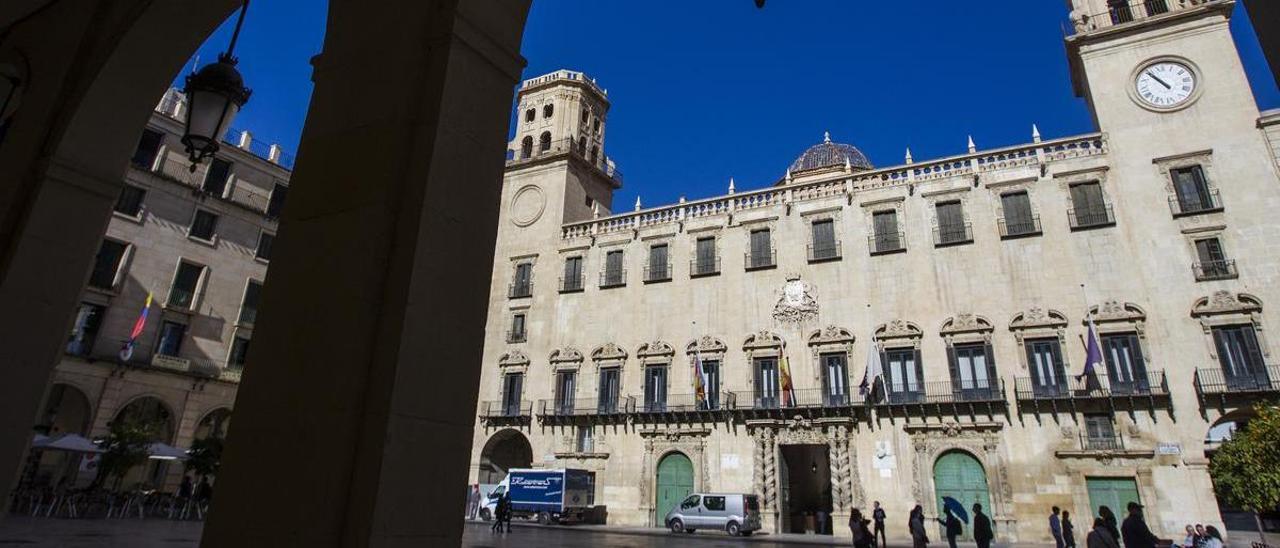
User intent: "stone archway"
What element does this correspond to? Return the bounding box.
[478,429,533,484]
[907,422,1016,540]
[655,451,694,526]
[748,417,862,536]
[932,450,991,541]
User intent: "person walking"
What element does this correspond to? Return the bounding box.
[466,484,479,520]
[491,494,506,533]
[973,503,994,548]
[936,507,963,548]
[1201,526,1224,548]
[873,501,888,548]
[851,508,874,548]
[909,505,930,548]
[1051,506,1065,548]
[1099,506,1121,543]
[1088,517,1122,548]
[1121,502,1159,548]
[1178,525,1198,548]
[1064,510,1077,548]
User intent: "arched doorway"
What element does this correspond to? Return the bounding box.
[111,396,175,489]
[1205,410,1279,534]
[27,384,93,488]
[195,408,233,440]
[933,450,991,541]
[655,451,694,527]
[478,429,531,485]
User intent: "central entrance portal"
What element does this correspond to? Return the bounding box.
[779,444,833,535]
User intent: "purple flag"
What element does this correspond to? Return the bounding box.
[1079,317,1104,380]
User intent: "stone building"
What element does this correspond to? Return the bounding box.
[26,89,289,490]
[470,2,1280,542]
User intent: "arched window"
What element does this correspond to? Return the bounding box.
[543,103,554,118]
[520,136,533,159]
[524,109,535,123]
[577,136,586,155]
[539,131,552,152]
[590,145,599,163]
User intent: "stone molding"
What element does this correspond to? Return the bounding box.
[746,417,863,517]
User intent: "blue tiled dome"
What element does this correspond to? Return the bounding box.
[789,132,873,173]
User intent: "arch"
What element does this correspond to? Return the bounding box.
[655,451,694,525]
[538,131,552,152]
[113,395,177,443]
[548,346,584,369]
[498,350,530,368]
[195,408,233,440]
[932,450,991,541]
[685,336,727,355]
[524,108,535,122]
[478,429,532,485]
[591,342,628,364]
[807,325,855,346]
[1090,300,1147,324]
[876,320,924,343]
[542,103,554,118]
[1192,291,1262,317]
[1007,307,1068,331]
[520,136,534,159]
[743,330,784,350]
[637,340,675,360]
[940,314,994,336]
[38,383,92,436]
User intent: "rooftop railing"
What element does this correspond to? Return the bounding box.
[1071,0,1188,34]
[506,137,622,184]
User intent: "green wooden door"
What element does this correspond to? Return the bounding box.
[1086,477,1140,523]
[933,451,991,541]
[656,452,694,526]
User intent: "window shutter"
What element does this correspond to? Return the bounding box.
[945,345,959,386]
[1241,326,1265,373]
[984,343,998,390]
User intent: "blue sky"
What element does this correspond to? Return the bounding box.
[181,1,1279,210]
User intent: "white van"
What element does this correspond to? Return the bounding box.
[664,493,762,536]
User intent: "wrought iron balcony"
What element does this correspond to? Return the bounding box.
[1068,204,1115,230]
[538,397,635,419]
[870,379,1007,421]
[479,400,532,422]
[1072,0,1179,33]
[508,281,532,299]
[559,276,584,293]
[689,256,721,278]
[807,241,842,263]
[1195,366,1280,396]
[998,215,1042,239]
[630,393,735,415]
[1193,259,1237,282]
[505,329,526,344]
[1169,188,1223,217]
[744,250,777,271]
[599,269,626,289]
[1014,371,1170,416]
[868,232,906,255]
[1079,431,1126,452]
[934,223,973,247]
[643,263,672,283]
[729,388,864,412]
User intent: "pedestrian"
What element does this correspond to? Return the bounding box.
[1088,517,1122,548]
[909,505,930,548]
[936,507,963,548]
[1064,510,1077,548]
[1120,502,1159,548]
[851,508,874,548]
[1178,524,1198,548]
[1051,506,1065,548]
[1195,524,1208,548]
[491,494,505,533]
[500,493,514,533]
[1201,526,1224,548]
[1099,506,1121,543]
[178,476,193,500]
[466,484,480,520]
[873,501,888,548]
[973,503,994,548]
[195,477,213,503]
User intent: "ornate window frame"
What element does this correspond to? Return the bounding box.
[636,340,676,366]
[1153,149,1217,213]
[497,350,529,376]
[875,319,923,351]
[743,330,784,391]
[921,186,973,238]
[1191,291,1268,362]
[1007,307,1071,374]
[591,342,628,370]
[940,314,994,346]
[1087,300,1150,364]
[549,346,584,372]
[807,326,855,384]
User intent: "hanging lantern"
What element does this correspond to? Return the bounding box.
[180,0,252,171]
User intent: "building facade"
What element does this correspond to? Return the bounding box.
[469,1,1280,542]
[27,89,290,491]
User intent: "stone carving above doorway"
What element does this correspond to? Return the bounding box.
[773,276,819,326]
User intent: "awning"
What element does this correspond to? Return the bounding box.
[33,433,103,454]
[146,442,190,461]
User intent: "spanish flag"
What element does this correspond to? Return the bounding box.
[692,353,707,408]
[779,353,796,407]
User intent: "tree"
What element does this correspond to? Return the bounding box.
[1209,404,1280,545]
[185,435,223,480]
[92,419,157,490]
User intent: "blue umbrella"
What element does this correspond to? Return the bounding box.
[942,496,969,524]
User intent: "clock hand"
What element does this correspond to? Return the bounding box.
[1146,71,1172,90]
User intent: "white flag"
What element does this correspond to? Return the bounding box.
[859,337,884,400]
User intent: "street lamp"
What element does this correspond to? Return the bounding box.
[181,0,253,171]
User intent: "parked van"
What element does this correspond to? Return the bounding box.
[664,493,762,536]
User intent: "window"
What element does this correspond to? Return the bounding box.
[602,250,625,287]
[228,336,251,370]
[949,343,994,400]
[1101,333,1149,394]
[935,201,970,245]
[593,118,600,132]
[114,185,146,217]
[524,109,535,122]
[256,232,274,262]
[561,256,583,292]
[543,104,554,118]
[1069,182,1112,228]
[590,145,599,163]
[1025,338,1067,397]
[510,263,532,298]
[703,495,726,511]
[885,347,924,403]
[575,426,593,453]
[810,219,839,261]
[1194,238,1236,280]
[1000,191,1039,237]
[643,365,668,412]
[1109,0,1135,24]
[747,229,774,269]
[202,158,233,197]
[871,210,903,254]
[1171,165,1219,215]
[693,237,718,276]
[168,261,204,309]
[88,239,128,290]
[501,373,524,416]
[189,210,219,241]
[520,136,533,159]
[1084,414,1119,450]
[66,303,105,356]
[131,129,164,169]
[680,495,701,510]
[266,183,288,218]
[699,359,721,410]
[577,136,587,156]
[539,131,552,152]
[239,280,262,325]
[597,367,621,413]
[508,313,526,343]
[754,357,780,409]
[646,244,670,282]
[821,353,849,406]
[1212,325,1270,390]
[156,321,187,356]
[555,371,577,415]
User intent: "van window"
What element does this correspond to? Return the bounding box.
[680,495,700,509]
[745,495,760,511]
[704,496,726,511]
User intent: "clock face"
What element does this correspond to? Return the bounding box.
[1135,62,1197,109]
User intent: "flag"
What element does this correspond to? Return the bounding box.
[692,353,707,409]
[779,353,796,407]
[1078,316,1105,393]
[118,292,153,361]
[859,337,884,402]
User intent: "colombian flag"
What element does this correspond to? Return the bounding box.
[118,292,153,361]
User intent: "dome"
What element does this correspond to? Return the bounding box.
[789,132,873,173]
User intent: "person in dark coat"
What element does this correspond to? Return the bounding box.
[851,508,874,548]
[500,494,514,533]
[1099,506,1121,543]
[909,505,930,548]
[936,507,963,548]
[973,503,994,548]
[1121,502,1159,548]
[873,501,888,548]
[1088,517,1122,548]
[1063,510,1077,548]
[1051,506,1065,548]
[178,476,194,500]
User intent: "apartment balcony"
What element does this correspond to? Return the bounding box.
[508,281,532,299]
[868,232,906,256]
[479,400,532,425]
[505,329,527,344]
[629,393,735,423]
[807,241,842,263]
[1169,188,1223,217]
[643,263,672,284]
[536,397,634,425]
[744,250,777,271]
[1013,371,1171,418]
[559,276,585,293]
[599,269,626,289]
[727,388,867,420]
[689,257,721,278]
[1068,204,1116,230]
[1194,366,1280,415]
[998,215,1042,240]
[1055,432,1154,460]
[933,223,973,247]
[872,379,1007,422]
[1193,259,1238,282]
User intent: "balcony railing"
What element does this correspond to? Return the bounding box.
[1068,204,1115,230]
[1194,260,1238,282]
[508,282,532,299]
[631,393,735,414]
[599,269,626,289]
[998,215,1042,239]
[480,400,532,419]
[1169,188,1223,217]
[643,263,672,283]
[1078,431,1126,452]
[730,388,863,410]
[1014,371,1169,401]
[807,241,842,263]
[1074,0,1176,33]
[934,223,973,247]
[744,250,777,271]
[506,137,623,184]
[168,287,196,309]
[538,397,635,418]
[1194,366,1280,395]
[690,257,721,277]
[506,329,527,344]
[559,276,584,293]
[873,379,1005,405]
[868,232,906,255]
